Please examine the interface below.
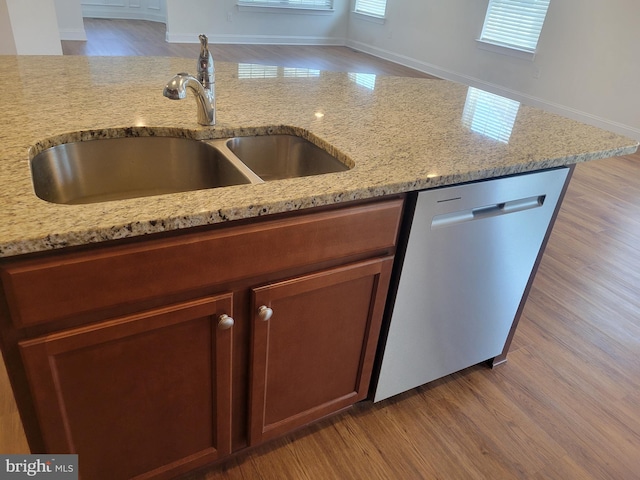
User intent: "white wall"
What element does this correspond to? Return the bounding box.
[346,0,640,140]
[55,0,86,40]
[0,0,17,54]
[1,0,62,54]
[81,0,166,23]
[166,0,350,45]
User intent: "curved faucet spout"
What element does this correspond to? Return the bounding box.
[163,73,215,125]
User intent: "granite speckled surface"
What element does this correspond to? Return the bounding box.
[0,56,637,258]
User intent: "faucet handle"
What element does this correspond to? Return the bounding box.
[197,34,215,95]
[199,34,209,53]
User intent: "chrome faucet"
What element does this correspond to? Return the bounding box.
[163,34,216,125]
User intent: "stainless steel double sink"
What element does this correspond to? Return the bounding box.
[30,135,350,205]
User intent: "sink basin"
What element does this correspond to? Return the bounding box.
[31,137,254,205]
[30,133,351,205]
[226,135,349,181]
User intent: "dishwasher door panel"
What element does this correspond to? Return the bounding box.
[374,168,570,402]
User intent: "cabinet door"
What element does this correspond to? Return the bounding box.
[248,257,393,445]
[18,294,234,480]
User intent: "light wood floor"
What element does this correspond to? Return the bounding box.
[2,18,639,479]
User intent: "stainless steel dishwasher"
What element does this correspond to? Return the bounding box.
[374,168,570,402]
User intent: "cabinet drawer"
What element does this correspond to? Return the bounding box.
[1,198,403,327]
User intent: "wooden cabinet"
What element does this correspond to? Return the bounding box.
[248,257,393,445]
[18,294,234,480]
[0,197,404,479]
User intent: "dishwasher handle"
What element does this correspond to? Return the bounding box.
[431,195,546,229]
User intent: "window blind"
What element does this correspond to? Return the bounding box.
[354,0,387,18]
[238,0,333,9]
[480,0,550,52]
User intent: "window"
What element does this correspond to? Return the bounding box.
[237,0,333,10]
[353,0,387,19]
[479,0,551,56]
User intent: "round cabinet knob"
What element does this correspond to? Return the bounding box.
[258,305,273,321]
[217,314,234,330]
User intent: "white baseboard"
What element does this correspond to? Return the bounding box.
[59,28,87,41]
[346,39,640,141]
[166,32,345,46]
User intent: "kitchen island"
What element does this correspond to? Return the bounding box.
[0,56,636,256]
[0,56,637,479]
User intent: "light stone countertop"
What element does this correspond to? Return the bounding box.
[0,55,637,258]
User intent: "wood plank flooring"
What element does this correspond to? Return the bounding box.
[61,18,436,78]
[1,18,639,479]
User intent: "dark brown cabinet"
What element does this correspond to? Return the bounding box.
[0,197,404,479]
[18,294,234,480]
[248,257,393,445]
